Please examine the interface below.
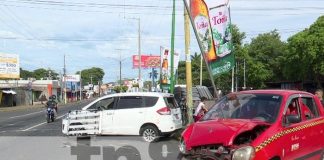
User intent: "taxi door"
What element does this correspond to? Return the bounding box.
[295,95,324,159]
[280,96,306,159]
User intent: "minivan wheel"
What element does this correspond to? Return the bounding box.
[141,125,160,142]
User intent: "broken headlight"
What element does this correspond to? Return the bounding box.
[232,146,255,160]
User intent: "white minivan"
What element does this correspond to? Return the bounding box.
[63,92,182,142]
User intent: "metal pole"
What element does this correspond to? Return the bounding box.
[236,62,238,92]
[183,0,217,97]
[184,3,194,125]
[231,68,234,92]
[243,59,246,89]
[80,70,82,101]
[200,53,203,86]
[60,72,63,102]
[170,0,176,94]
[120,60,122,85]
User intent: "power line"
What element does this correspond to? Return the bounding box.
[0,6,40,40]
[2,0,176,10]
[0,3,183,15]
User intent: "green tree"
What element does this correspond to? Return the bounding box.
[20,68,33,79]
[284,16,324,88]
[113,85,128,93]
[77,67,105,85]
[33,68,59,80]
[246,30,287,88]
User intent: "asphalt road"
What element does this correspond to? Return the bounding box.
[0,100,186,160]
[0,100,90,136]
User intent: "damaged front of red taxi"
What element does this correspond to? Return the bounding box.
[179,90,324,160]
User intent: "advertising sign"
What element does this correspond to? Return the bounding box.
[0,53,20,79]
[160,46,180,85]
[190,0,234,76]
[132,55,161,68]
[64,75,80,82]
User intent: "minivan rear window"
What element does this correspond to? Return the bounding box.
[144,97,159,107]
[164,97,179,109]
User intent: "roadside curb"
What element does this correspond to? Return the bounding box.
[0,104,44,112]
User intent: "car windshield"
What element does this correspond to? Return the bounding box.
[202,93,282,123]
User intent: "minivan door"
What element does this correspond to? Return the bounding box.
[113,96,146,135]
[98,97,115,134]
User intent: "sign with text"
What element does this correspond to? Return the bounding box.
[132,55,161,68]
[160,46,180,85]
[190,0,234,75]
[64,75,80,82]
[0,53,20,79]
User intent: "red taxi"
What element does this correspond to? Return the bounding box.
[179,90,324,160]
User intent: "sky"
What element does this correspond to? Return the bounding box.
[0,0,323,83]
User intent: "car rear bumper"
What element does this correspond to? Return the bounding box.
[158,119,183,133]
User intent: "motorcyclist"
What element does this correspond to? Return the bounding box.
[46,95,58,114]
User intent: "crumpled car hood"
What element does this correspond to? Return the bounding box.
[186,119,270,148]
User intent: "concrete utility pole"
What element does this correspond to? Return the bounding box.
[125,17,141,90]
[138,18,142,91]
[64,54,67,104]
[107,52,129,86]
[184,3,194,124]
[79,70,82,101]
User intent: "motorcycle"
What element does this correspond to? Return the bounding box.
[46,107,55,123]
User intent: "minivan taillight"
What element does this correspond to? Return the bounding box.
[157,107,171,115]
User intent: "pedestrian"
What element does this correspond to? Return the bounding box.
[193,97,208,122]
[315,89,324,106]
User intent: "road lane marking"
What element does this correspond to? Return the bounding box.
[22,114,65,131]
[9,111,43,119]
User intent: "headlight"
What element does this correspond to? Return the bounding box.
[232,146,255,160]
[179,138,188,155]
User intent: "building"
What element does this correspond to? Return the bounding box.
[0,80,61,107]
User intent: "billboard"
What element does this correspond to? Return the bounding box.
[132,55,161,68]
[64,75,80,82]
[190,0,234,75]
[0,53,20,79]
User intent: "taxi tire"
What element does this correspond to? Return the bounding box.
[321,150,324,160]
[270,157,280,160]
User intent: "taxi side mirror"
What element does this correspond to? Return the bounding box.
[285,115,301,124]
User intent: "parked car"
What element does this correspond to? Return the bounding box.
[62,92,182,142]
[179,90,324,160]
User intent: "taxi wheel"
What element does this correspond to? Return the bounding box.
[321,150,324,160]
[140,125,160,143]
